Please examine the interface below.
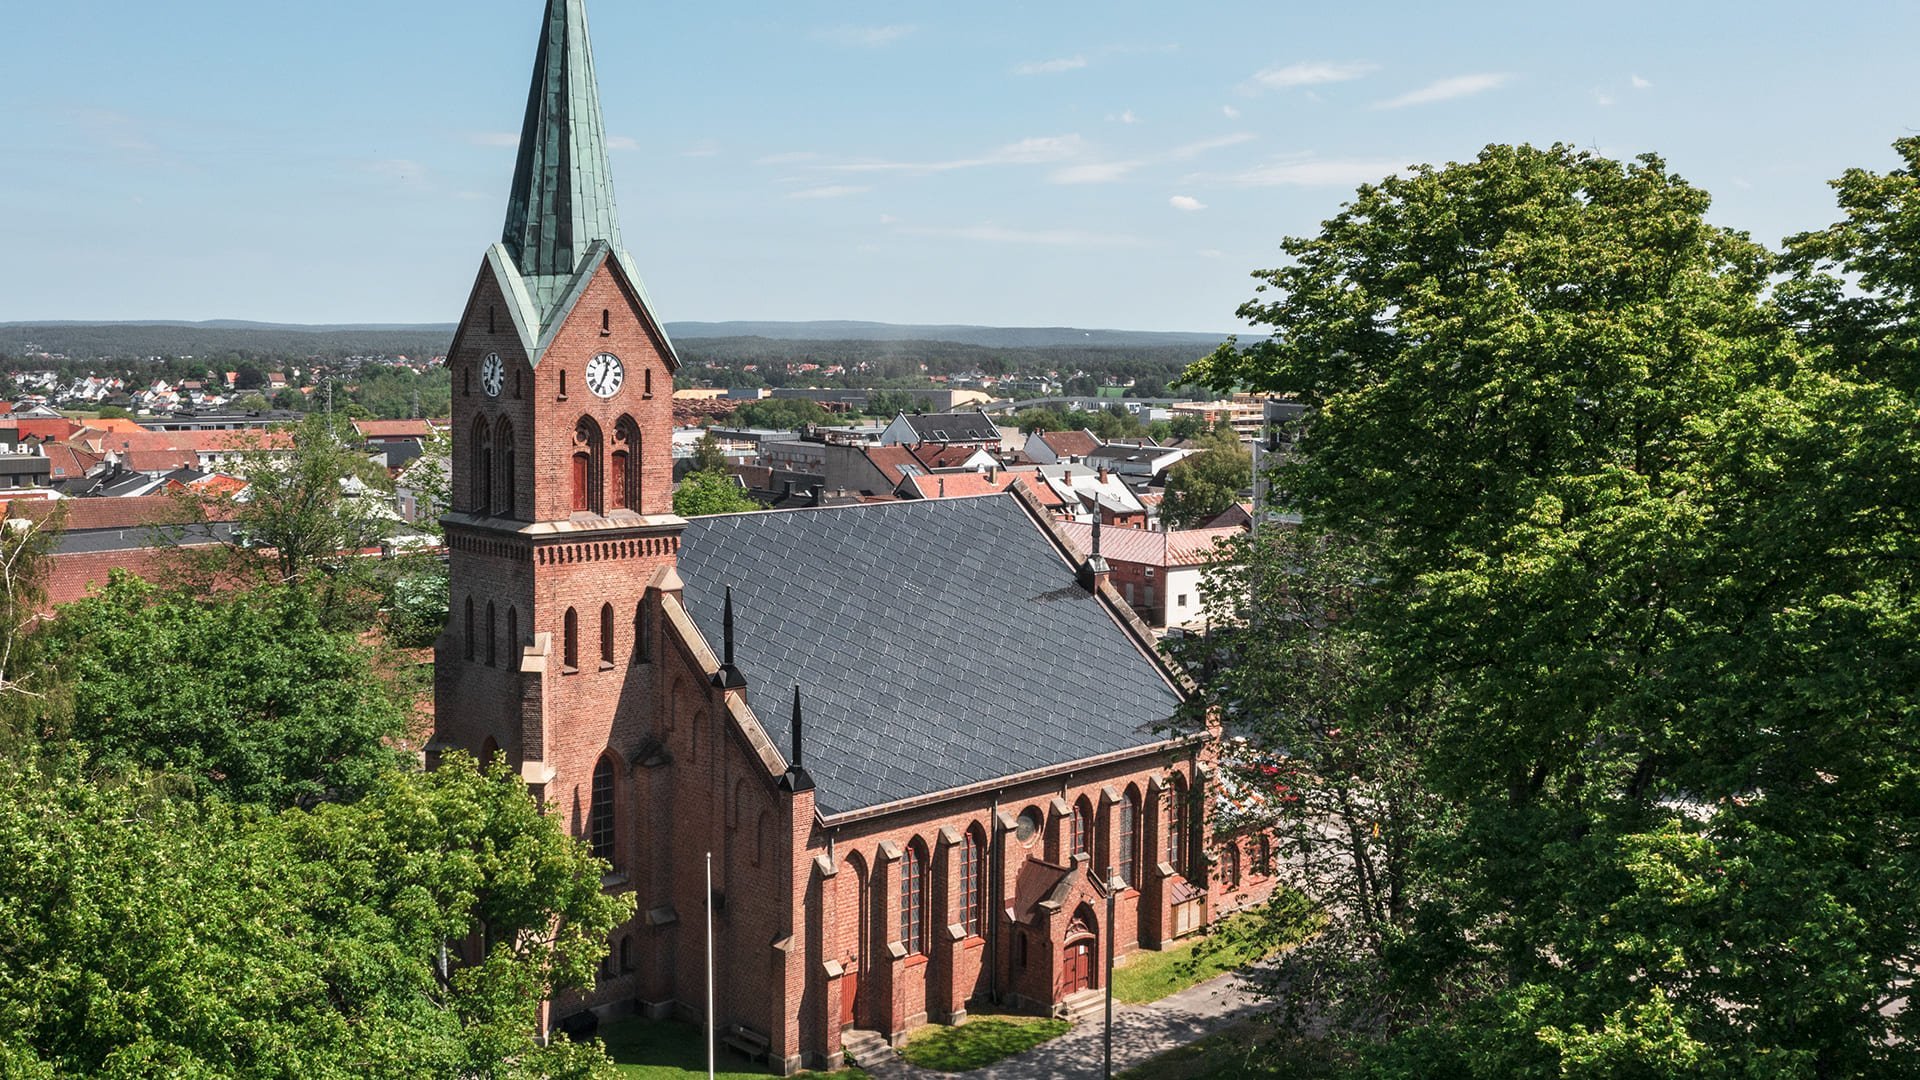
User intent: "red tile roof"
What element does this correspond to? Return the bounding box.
[9,494,235,532]
[1055,522,1244,568]
[352,419,441,440]
[16,418,78,441]
[1036,429,1100,458]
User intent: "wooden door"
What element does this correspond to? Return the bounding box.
[1065,941,1094,995]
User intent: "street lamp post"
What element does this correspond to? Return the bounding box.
[1104,871,1118,1079]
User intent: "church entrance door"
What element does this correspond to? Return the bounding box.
[1064,940,1095,996]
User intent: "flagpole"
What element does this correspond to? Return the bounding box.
[707,850,716,1080]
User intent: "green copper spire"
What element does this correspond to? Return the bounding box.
[502,0,624,321]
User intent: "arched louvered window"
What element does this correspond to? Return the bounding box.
[613,415,641,511]
[572,416,603,514]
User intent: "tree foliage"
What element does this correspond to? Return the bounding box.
[729,397,838,430]
[0,755,627,1080]
[1189,144,1920,1076]
[672,470,760,517]
[34,574,413,807]
[1159,426,1250,528]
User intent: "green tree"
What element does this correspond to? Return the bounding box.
[0,755,628,1079]
[1012,407,1072,433]
[865,388,920,417]
[94,404,133,420]
[208,414,395,589]
[690,431,729,473]
[233,391,271,412]
[732,397,834,430]
[35,574,412,806]
[271,386,308,412]
[673,470,759,517]
[1190,144,1920,1075]
[1158,433,1249,528]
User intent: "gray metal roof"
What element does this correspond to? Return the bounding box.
[676,494,1185,816]
[900,411,1002,443]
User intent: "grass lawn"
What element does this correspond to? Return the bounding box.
[600,1017,870,1079]
[1111,899,1319,1006]
[898,1014,1072,1072]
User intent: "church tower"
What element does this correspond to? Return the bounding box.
[435,0,682,818]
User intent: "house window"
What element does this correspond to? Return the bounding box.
[901,841,928,956]
[563,608,579,671]
[600,603,615,667]
[1178,594,1188,607]
[961,826,985,937]
[589,755,616,863]
[1117,792,1138,888]
[1071,798,1092,859]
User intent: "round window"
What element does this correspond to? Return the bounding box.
[1015,808,1042,845]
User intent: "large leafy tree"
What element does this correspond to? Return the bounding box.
[673,469,761,516]
[0,755,629,1079]
[1192,144,1920,1075]
[1158,425,1251,528]
[34,574,412,807]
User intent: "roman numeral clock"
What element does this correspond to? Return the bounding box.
[586,352,624,398]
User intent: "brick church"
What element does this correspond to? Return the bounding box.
[431,2,1282,1072]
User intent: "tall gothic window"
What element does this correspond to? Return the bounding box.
[495,417,516,518]
[589,755,616,863]
[1117,790,1139,888]
[470,417,492,513]
[1167,776,1188,876]
[961,825,985,937]
[901,840,928,956]
[572,416,603,514]
[599,603,615,666]
[1071,797,1092,859]
[1224,842,1242,890]
[613,415,641,511]
[563,608,579,671]
[1256,834,1273,877]
[633,598,651,662]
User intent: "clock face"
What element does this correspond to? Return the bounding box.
[480,353,504,398]
[585,352,624,399]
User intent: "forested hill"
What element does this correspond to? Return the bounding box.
[0,320,1236,364]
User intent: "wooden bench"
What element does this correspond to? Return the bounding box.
[722,1023,771,1063]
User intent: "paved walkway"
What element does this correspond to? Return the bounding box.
[863,968,1265,1080]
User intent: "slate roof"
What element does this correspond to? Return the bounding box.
[898,410,1001,444]
[675,494,1185,817]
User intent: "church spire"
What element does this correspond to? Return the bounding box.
[502,0,624,318]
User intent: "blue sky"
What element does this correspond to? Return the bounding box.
[5,0,1919,332]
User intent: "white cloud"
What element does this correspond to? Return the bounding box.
[1052,162,1140,184]
[1016,56,1087,75]
[1109,109,1140,125]
[815,24,915,47]
[828,134,1087,175]
[1205,156,1406,187]
[878,214,900,225]
[1222,105,1241,119]
[897,223,1143,248]
[789,184,870,200]
[681,140,721,158]
[1631,74,1652,90]
[606,135,640,151]
[1251,61,1377,90]
[1170,195,1207,211]
[1595,91,1617,107]
[468,132,520,148]
[1374,73,1512,108]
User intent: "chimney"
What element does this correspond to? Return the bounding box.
[712,586,747,689]
[1078,511,1111,592]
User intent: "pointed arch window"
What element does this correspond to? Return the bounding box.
[901,840,929,956]
[612,416,641,511]
[470,417,493,513]
[1117,790,1139,888]
[572,417,603,514]
[1071,797,1093,859]
[633,598,651,662]
[486,601,497,666]
[563,608,579,672]
[961,825,985,937]
[589,755,616,863]
[600,603,615,667]
[1167,776,1188,876]
[1224,842,1242,890]
[495,417,516,518]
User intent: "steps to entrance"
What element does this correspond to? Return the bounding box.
[840,1028,895,1070]
[1058,988,1106,1027]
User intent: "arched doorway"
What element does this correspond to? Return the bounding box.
[1061,904,1099,997]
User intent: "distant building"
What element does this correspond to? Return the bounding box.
[880,409,1002,448]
